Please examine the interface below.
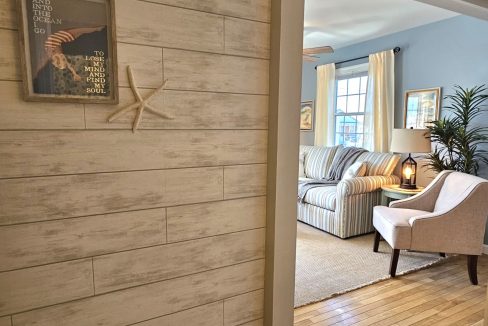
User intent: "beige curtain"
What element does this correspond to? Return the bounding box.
[364,50,395,152]
[314,63,336,146]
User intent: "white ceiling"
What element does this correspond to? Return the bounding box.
[303,0,459,49]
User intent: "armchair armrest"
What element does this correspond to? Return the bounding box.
[390,170,453,211]
[337,175,400,196]
[408,183,488,255]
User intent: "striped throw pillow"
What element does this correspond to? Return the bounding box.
[304,145,341,179]
[357,152,400,176]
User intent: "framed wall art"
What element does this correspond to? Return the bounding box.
[17,0,118,103]
[404,87,441,129]
[300,100,314,131]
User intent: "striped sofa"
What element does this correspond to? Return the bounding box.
[298,145,400,238]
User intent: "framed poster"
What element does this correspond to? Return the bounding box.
[300,100,314,131]
[17,0,118,103]
[404,88,441,129]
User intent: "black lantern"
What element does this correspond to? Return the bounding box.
[400,154,417,189]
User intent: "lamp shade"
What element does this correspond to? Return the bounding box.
[390,128,431,153]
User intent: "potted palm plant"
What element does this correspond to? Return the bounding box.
[425,85,488,176]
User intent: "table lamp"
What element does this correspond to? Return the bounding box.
[390,128,431,189]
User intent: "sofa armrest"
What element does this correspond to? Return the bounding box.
[337,175,400,196]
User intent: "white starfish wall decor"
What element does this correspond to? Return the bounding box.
[107,66,173,132]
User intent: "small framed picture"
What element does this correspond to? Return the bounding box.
[300,101,314,131]
[404,88,441,129]
[17,0,118,103]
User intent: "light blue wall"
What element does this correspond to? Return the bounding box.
[301,15,488,242]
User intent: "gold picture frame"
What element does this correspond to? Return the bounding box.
[17,0,118,103]
[403,87,441,129]
[300,100,314,131]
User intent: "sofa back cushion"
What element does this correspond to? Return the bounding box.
[356,152,400,176]
[303,145,340,179]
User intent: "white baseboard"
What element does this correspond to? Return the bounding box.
[483,244,488,255]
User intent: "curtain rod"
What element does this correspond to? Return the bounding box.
[314,47,401,70]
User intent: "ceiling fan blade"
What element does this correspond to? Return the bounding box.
[302,54,318,62]
[303,46,334,55]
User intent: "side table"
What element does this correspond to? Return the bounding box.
[381,184,424,206]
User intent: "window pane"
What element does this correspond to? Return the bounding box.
[360,76,368,93]
[348,77,360,94]
[356,115,364,133]
[347,95,359,113]
[356,133,364,147]
[336,116,345,133]
[336,133,344,146]
[359,94,366,112]
[336,96,347,113]
[337,79,348,96]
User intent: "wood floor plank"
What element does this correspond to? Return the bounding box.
[294,255,488,326]
[0,316,11,326]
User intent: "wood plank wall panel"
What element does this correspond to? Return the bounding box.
[116,0,224,53]
[0,317,10,326]
[0,209,165,271]
[0,81,85,130]
[93,229,265,293]
[0,167,223,225]
[164,49,269,94]
[0,0,15,29]
[13,260,264,326]
[85,89,269,130]
[117,43,163,88]
[224,164,268,199]
[240,319,264,326]
[224,17,270,59]
[0,0,270,324]
[224,289,265,326]
[0,130,267,178]
[135,301,224,326]
[147,0,271,22]
[167,197,266,242]
[0,29,19,80]
[0,259,93,315]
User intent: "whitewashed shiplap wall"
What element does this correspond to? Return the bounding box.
[0,0,270,325]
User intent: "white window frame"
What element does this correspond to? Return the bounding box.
[334,63,369,148]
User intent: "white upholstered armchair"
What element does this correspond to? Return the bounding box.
[372,170,488,284]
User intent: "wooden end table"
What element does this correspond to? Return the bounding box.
[381,184,424,206]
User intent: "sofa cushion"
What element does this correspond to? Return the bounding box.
[303,185,337,211]
[373,206,428,249]
[304,145,340,179]
[356,152,400,176]
[343,162,367,180]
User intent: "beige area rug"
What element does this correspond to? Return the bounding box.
[295,222,446,307]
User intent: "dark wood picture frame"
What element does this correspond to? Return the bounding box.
[17,0,118,104]
[300,100,314,131]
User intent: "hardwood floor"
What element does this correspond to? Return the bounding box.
[294,255,488,326]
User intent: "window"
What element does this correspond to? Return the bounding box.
[335,72,368,148]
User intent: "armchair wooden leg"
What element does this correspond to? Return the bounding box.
[439,253,446,257]
[467,255,478,285]
[390,249,400,277]
[373,230,381,253]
